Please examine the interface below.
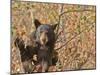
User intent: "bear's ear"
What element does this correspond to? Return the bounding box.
[52,24,58,30]
[34,19,41,29]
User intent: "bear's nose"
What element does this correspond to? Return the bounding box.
[40,32,48,45]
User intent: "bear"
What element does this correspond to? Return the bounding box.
[14,19,58,73]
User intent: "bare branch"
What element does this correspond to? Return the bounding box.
[55,9,95,41]
[55,4,64,37]
[59,9,95,18]
[55,24,95,50]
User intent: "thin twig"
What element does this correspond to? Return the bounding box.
[59,9,95,18]
[55,24,95,50]
[55,9,95,40]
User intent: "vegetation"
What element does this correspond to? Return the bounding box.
[11,0,96,74]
